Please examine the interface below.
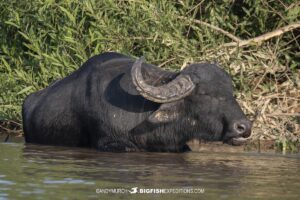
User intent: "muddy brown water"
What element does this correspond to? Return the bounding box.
[0,134,300,200]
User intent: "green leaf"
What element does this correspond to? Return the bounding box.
[287,6,300,21]
[17,86,33,95]
[59,6,76,24]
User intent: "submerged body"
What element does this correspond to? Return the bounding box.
[23,52,251,152]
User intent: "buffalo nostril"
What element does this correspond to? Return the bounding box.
[236,124,246,133]
[233,121,250,137]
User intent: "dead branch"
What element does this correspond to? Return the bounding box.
[177,16,242,42]
[225,23,300,47]
[265,113,300,117]
[178,16,300,47]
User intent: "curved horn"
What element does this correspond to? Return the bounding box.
[131,57,195,103]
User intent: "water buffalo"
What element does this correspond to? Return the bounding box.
[22,52,252,152]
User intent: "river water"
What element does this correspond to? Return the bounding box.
[0,136,300,199]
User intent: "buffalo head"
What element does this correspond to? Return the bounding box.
[131,57,252,146]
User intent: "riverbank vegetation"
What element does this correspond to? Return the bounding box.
[0,0,299,151]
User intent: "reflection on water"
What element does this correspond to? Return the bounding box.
[0,138,300,199]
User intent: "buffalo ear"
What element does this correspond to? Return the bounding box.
[148,101,184,123]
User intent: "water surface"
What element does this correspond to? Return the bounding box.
[0,136,300,199]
